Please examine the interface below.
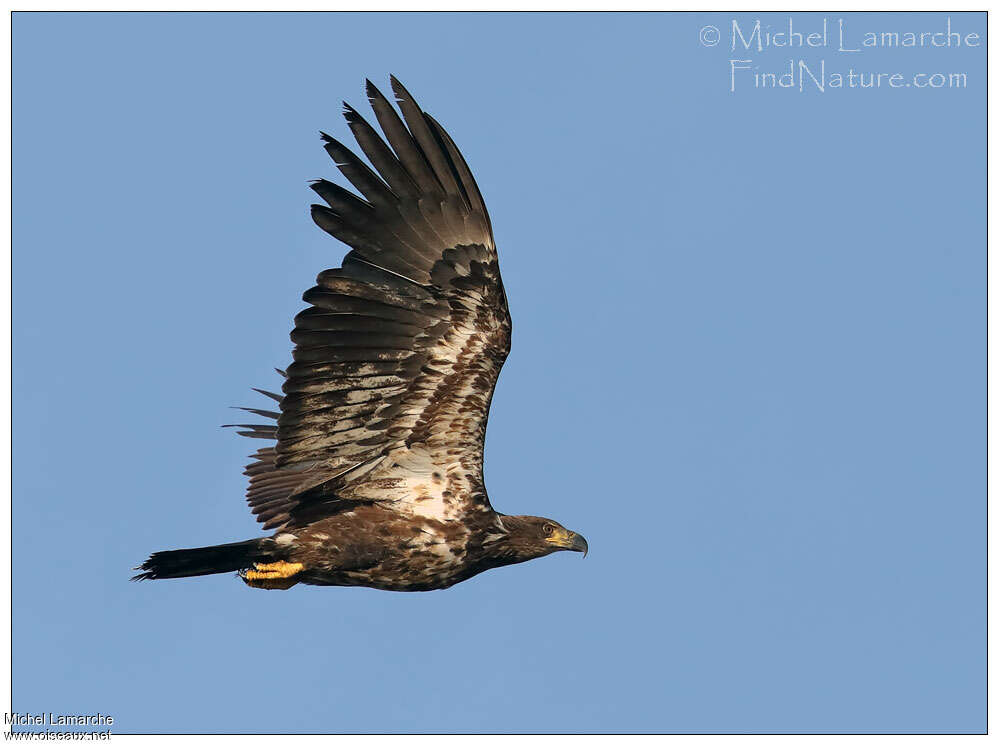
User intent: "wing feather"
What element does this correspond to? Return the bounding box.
[237,78,508,530]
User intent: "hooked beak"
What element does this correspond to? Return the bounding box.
[545,527,589,557]
[569,533,588,557]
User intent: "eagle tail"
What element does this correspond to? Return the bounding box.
[131,538,277,581]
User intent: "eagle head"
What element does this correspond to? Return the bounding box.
[493,515,588,561]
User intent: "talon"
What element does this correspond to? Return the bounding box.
[244,560,304,579]
[240,560,304,589]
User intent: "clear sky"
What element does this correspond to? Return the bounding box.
[13,11,985,734]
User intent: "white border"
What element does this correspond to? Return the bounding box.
[6,6,991,742]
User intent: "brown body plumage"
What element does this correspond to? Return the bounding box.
[133,76,586,591]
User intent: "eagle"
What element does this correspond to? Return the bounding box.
[133,77,587,591]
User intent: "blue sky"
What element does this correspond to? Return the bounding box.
[13,12,985,734]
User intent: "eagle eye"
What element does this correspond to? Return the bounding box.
[543,523,555,536]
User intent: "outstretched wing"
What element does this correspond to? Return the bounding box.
[236,77,511,530]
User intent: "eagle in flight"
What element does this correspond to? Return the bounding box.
[134,77,587,591]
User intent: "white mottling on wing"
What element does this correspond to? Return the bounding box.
[428,543,456,561]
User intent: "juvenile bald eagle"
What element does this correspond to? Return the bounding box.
[133,77,587,591]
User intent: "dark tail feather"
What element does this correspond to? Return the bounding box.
[131,538,274,581]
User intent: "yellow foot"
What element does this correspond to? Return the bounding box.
[240,560,304,590]
[244,560,304,580]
